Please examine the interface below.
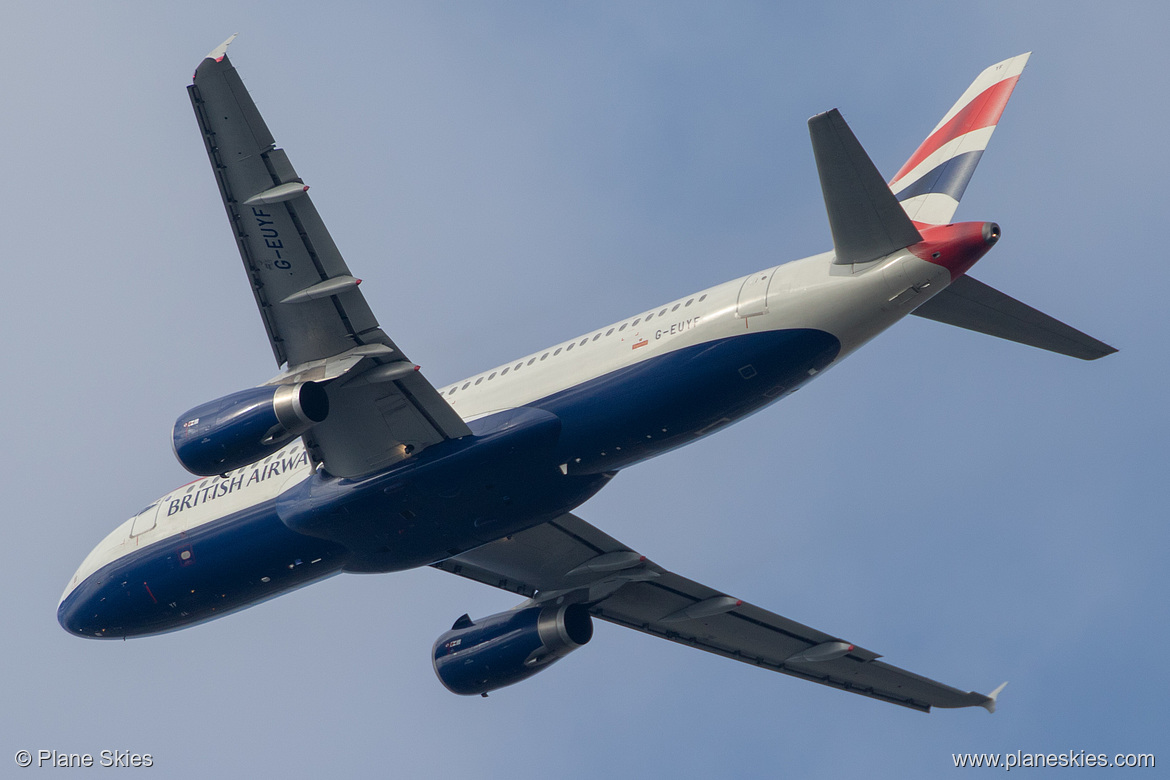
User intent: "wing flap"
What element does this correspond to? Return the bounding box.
[435,513,997,712]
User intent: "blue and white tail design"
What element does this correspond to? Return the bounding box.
[890,53,1030,226]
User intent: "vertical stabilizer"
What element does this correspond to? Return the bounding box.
[809,109,922,265]
[891,54,1030,225]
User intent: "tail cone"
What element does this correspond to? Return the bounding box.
[911,221,1001,279]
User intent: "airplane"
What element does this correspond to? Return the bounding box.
[58,38,1115,713]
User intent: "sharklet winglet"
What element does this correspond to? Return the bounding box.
[980,681,1009,713]
[204,34,238,64]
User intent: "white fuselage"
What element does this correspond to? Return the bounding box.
[440,249,946,421]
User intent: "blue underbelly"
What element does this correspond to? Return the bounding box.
[536,328,839,472]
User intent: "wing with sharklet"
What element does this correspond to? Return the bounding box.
[434,513,1004,713]
[188,36,470,478]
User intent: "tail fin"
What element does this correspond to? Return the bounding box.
[890,54,1030,225]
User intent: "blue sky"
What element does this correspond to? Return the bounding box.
[2,2,1165,777]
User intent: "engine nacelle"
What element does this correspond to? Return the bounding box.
[172,382,328,476]
[432,604,593,696]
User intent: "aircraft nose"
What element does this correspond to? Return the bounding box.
[57,584,93,638]
[57,573,126,640]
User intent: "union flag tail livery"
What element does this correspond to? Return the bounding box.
[891,53,1031,226]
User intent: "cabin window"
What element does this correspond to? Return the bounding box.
[527,358,536,366]
[646,313,654,321]
[515,362,523,370]
[592,334,601,341]
[672,304,680,311]
[619,323,627,332]
[475,377,483,385]
[554,348,562,356]
[659,308,667,316]
[540,353,549,361]
[606,328,615,336]
[685,298,694,306]
[699,294,707,302]
[632,318,641,326]
[462,382,470,390]
[501,367,509,375]
[489,372,497,380]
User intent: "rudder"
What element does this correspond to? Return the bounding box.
[891,54,1030,225]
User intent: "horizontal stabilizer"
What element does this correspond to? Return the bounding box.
[809,109,922,265]
[911,275,1117,360]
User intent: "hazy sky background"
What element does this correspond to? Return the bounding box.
[2,2,1165,777]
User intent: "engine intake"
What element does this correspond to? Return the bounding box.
[433,604,593,696]
[172,382,328,476]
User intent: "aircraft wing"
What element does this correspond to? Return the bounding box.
[434,513,1003,713]
[188,37,470,478]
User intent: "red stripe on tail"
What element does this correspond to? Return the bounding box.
[892,76,1020,185]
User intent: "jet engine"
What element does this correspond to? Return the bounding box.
[172,382,328,476]
[432,604,593,696]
